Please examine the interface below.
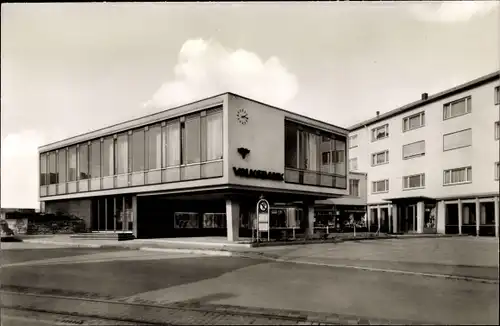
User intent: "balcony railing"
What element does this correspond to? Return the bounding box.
[284,168,347,189]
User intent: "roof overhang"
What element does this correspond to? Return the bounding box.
[382,196,436,203]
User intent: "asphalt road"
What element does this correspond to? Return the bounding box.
[1,245,498,325]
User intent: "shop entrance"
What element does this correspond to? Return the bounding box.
[399,204,417,233]
[90,195,133,232]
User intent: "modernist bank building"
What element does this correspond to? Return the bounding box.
[39,93,349,241]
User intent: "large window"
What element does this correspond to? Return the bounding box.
[182,114,201,164]
[90,140,100,179]
[349,179,360,197]
[403,140,425,159]
[78,144,89,180]
[68,146,77,182]
[403,173,425,190]
[205,109,223,161]
[371,124,389,142]
[40,154,47,186]
[163,120,181,167]
[147,124,161,170]
[403,111,425,132]
[48,152,57,184]
[131,129,145,172]
[371,150,389,166]
[116,133,128,174]
[102,136,114,177]
[57,150,66,183]
[443,129,472,151]
[443,96,471,120]
[444,166,472,185]
[372,179,389,194]
[284,120,347,188]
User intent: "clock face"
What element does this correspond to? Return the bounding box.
[236,108,249,125]
[259,202,268,212]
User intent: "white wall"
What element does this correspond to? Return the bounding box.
[349,79,500,205]
[226,94,349,198]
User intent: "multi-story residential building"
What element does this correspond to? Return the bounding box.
[348,71,500,237]
[38,93,349,241]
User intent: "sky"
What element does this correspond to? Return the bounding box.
[1,2,499,209]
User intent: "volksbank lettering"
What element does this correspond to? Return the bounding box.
[232,167,284,181]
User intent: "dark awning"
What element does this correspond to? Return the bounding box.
[383,196,436,203]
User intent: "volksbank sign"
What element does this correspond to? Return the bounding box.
[232,167,284,181]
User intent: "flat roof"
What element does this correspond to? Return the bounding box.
[349,71,500,132]
[39,91,348,152]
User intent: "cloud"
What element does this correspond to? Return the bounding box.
[409,1,499,23]
[144,38,299,110]
[1,129,66,209]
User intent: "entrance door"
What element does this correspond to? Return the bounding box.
[400,204,417,233]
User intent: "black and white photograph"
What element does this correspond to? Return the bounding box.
[1,1,499,325]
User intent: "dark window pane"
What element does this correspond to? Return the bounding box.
[90,140,101,179]
[57,150,66,183]
[183,115,201,164]
[78,144,89,180]
[102,137,114,177]
[68,146,77,181]
[48,152,57,184]
[147,125,161,170]
[40,154,47,186]
[117,133,128,174]
[131,129,145,172]
[285,122,298,168]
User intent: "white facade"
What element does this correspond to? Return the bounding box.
[348,72,500,236]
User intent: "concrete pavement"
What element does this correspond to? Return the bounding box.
[1,245,498,324]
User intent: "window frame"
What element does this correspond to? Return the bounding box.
[443,96,472,120]
[349,157,358,172]
[495,162,500,181]
[371,124,389,142]
[402,140,426,160]
[349,178,360,197]
[495,86,499,105]
[443,166,472,186]
[402,173,425,190]
[349,134,358,148]
[442,128,472,152]
[495,121,499,140]
[372,179,389,194]
[402,111,425,132]
[371,150,389,166]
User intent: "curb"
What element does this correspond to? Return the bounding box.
[22,240,102,248]
[139,247,234,257]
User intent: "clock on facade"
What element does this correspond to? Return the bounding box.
[236,108,249,125]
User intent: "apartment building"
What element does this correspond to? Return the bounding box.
[38,93,349,241]
[348,71,500,237]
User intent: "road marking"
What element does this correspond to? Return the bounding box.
[272,258,499,284]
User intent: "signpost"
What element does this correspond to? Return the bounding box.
[256,197,270,242]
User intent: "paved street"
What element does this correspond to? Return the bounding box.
[1,237,498,325]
